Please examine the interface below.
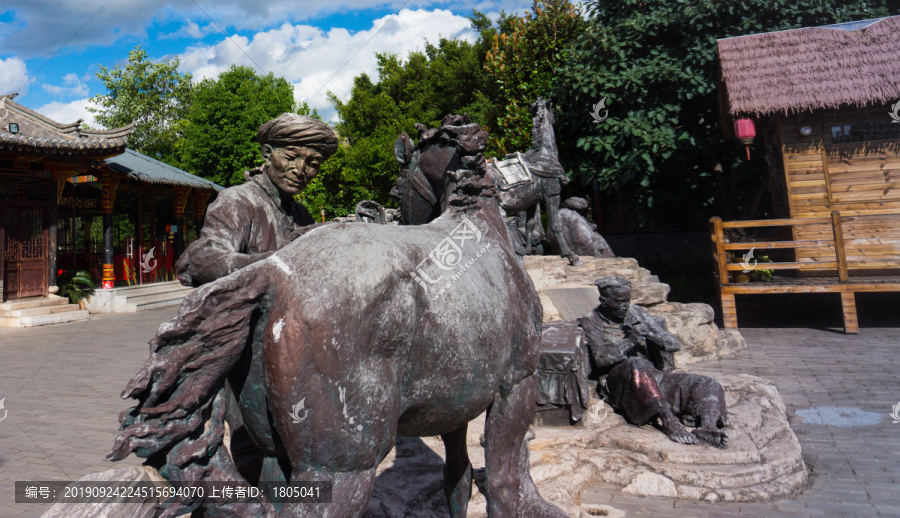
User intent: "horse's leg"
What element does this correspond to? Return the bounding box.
[484,375,566,517]
[544,192,582,266]
[278,469,377,518]
[264,309,402,518]
[524,206,537,255]
[441,423,473,517]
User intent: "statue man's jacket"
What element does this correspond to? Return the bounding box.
[176,168,314,286]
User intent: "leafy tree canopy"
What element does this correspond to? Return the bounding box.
[483,0,586,155]
[553,0,892,226]
[180,65,295,187]
[88,46,192,166]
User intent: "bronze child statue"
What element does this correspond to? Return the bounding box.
[578,277,730,448]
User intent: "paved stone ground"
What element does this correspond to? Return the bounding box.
[1,308,899,517]
[0,309,171,517]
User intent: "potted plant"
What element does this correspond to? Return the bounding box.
[57,270,96,309]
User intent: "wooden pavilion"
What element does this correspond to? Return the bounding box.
[0,93,221,308]
[712,16,900,333]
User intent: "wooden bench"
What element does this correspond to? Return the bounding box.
[710,211,900,333]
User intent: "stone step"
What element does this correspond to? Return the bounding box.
[112,280,194,313]
[16,310,90,328]
[124,297,187,313]
[113,281,190,298]
[0,296,68,312]
[117,292,191,313]
[0,303,83,318]
[118,288,192,305]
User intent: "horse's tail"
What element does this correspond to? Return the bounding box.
[107,264,274,516]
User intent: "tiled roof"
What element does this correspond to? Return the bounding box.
[718,16,900,117]
[0,93,132,155]
[105,149,223,192]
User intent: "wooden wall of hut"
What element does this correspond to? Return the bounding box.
[775,107,900,272]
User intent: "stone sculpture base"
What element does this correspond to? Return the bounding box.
[43,376,805,518]
[365,373,806,516]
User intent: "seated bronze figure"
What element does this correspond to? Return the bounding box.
[578,277,730,448]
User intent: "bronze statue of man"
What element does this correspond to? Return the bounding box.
[578,277,730,447]
[176,113,338,286]
[172,113,337,485]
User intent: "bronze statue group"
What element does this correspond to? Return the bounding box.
[109,109,729,518]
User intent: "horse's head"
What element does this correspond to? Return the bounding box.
[522,98,565,178]
[392,114,495,225]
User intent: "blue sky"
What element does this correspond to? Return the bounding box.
[0,0,532,125]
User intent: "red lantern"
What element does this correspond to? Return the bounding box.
[734,118,756,160]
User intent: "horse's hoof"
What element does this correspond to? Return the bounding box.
[519,495,568,518]
[567,256,583,266]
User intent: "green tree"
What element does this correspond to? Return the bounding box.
[88,46,192,165]
[554,0,892,226]
[305,36,495,218]
[294,100,322,121]
[483,0,586,155]
[180,65,295,187]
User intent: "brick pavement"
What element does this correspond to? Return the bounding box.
[0,309,175,517]
[1,309,899,517]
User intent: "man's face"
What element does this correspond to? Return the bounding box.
[599,286,631,321]
[263,144,324,195]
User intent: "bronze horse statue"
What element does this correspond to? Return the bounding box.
[486,99,581,266]
[110,115,566,517]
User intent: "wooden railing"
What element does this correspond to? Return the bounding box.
[710,211,900,284]
[709,211,900,333]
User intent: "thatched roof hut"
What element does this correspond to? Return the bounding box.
[718,16,900,117]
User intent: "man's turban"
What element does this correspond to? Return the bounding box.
[257,113,339,158]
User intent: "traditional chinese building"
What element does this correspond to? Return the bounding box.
[712,16,900,333]
[0,94,221,324]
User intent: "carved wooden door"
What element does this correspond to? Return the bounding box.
[2,204,48,300]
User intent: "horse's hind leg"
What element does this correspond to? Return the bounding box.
[278,468,376,518]
[441,424,473,517]
[484,375,566,517]
[524,206,537,255]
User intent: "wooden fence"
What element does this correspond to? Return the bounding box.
[710,211,900,333]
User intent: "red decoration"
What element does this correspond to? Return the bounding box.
[734,118,756,160]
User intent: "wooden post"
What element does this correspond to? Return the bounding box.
[840,291,858,334]
[711,217,737,328]
[831,210,848,282]
[720,291,738,329]
[710,217,729,285]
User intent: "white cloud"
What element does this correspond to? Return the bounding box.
[160,19,224,40]
[0,56,29,96]
[41,72,89,97]
[35,98,100,128]
[178,8,480,122]
[1,0,530,57]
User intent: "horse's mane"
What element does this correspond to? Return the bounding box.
[404,114,499,214]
